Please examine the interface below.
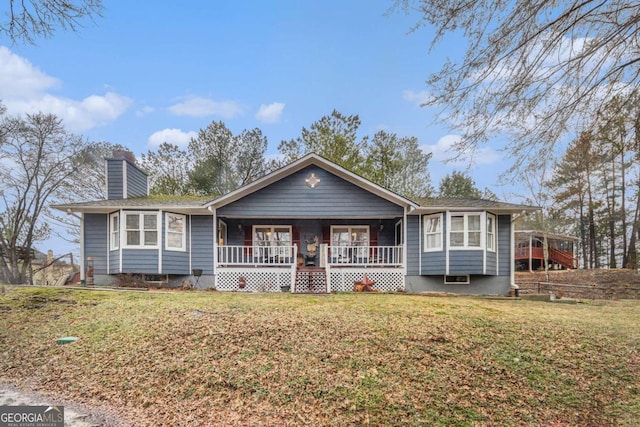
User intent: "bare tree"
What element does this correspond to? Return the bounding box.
[394,0,640,171]
[1,0,103,44]
[0,111,85,284]
[48,140,128,245]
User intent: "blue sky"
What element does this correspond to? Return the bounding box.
[1,1,518,253]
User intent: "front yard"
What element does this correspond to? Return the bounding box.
[1,287,639,426]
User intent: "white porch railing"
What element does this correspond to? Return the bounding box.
[217,244,297,266]
[326,245,403,266]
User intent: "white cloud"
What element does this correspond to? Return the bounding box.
[0,46,60,97]
[255,102,285,123]
[402,89,433,106]
[135,106,155,117]
[148,128,197,148]
[169,96,244,118]
[0,46,131,132]
[5,92,132,132]
[422,134,501,167]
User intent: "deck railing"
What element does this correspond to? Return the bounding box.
[217,245,297,266]
[326,245,403,267]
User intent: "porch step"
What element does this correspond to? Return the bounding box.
[294,267,327,293]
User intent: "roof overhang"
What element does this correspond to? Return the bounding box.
[206,153,419,210]
[412,205,540,215]
[51,201,212,215]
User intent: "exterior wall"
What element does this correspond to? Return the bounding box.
[217,166,403,218]
[406,215,421,275]
[108,248,119,274]
[405,212,514,294]
[160,213,190,275]
[191,215,214,275]
[106,160,124,200]
[498,215,511,275]
[449,251,484,274]
[84,213,108,275]
[126,161,148,198]
[405,274,511,295]
[122,249,158,273]
[106,158,148,200]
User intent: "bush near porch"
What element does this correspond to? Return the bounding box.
[1,287,639,426]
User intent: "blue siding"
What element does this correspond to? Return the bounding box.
[109,249,119,274]
[420,213,446,275]
[121,249,159,273]
[106,160,123,200]
[423,252,446,275]
[406,215,420,275]
[218,166,403,218]
[449,250,484,274]
[497,214,511,276]
[486,251,497,274]
[162,213,190,275]
[126,161,148,198]
[191,215,214,275]
[84,214,108,275]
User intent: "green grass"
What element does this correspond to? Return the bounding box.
[1,287,639,426]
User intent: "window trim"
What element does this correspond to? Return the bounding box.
[109,212,120,251]
[423,214,443,252]
[165,212,186,252]
[444,275,470,285]
[123,211,160,249]
[447,212,483,250]
[486,213,496,252]
[252,225,293,259]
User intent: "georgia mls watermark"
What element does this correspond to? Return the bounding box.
[0,406,64,427]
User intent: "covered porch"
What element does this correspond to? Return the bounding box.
[212,217,405,293]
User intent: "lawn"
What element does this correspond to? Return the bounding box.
[1,287,639,426]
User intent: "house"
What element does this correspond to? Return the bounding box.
[515,230,578,271]
[53,151,538,295]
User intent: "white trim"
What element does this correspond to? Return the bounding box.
[122,211,161,249]
[122,160,128,199]
[189,214,192,273]
[422,213,443,252]
[486,213,496,252]
[109,212,120,251]
[329,225,370,259]
[165,212,187,252]
[158,210,163,274]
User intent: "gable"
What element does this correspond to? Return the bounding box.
[216,166,403,218]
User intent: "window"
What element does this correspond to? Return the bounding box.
[124,212,159,248]
[331,226,369,259]
[110,212,120,250]
[487,214,496,252]
[165,213,186,251]
[444,275,470,285]
[423,214,442,251]
[253,226,292,258]
[449,213,482,248]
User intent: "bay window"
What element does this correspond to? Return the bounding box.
[448,213,482,249]
[124,212,159,248]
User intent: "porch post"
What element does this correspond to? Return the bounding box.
[325,244,331,292]
[529,233,533,272]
